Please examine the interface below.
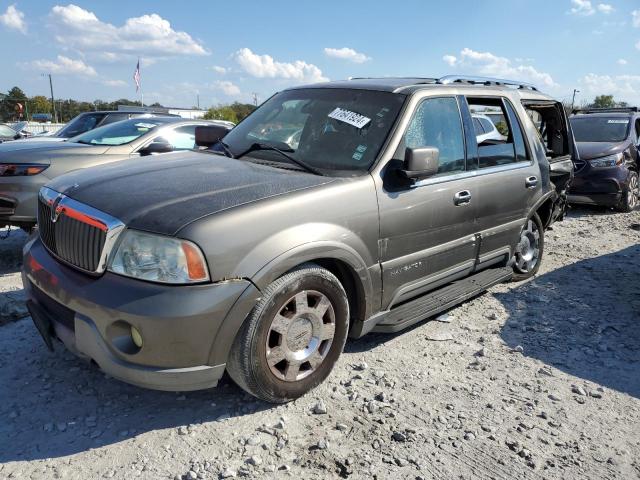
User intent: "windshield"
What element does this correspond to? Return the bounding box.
[570,116,631,143]
[0,124,16,136]
[222,88,406,174]
[56,113,106,138]
[70,118,166,146]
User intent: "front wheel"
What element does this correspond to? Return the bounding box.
[616,170,639,213]
[511,213,544,281]
[226,263,349,403]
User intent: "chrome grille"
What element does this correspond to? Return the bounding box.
[37,187,124,274]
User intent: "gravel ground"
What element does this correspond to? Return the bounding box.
[0,207,639,480]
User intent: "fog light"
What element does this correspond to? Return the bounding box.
[130,326,143,348]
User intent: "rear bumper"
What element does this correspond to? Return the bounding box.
[22,235,260,391]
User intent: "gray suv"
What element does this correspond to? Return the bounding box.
[22,76,574,403]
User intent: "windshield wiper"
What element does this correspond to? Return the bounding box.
[236,142,323,176]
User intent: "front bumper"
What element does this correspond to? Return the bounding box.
[22,235,260,391]
[0,174,48,227]
[568,163,628,207]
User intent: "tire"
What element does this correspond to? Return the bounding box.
[615,170,639,213]
[511,213,544,282]
[226,263,349,403]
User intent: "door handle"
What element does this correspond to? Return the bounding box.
[453,190,472,206]
[525,176,538,189]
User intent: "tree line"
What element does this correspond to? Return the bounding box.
[0,86,257,124]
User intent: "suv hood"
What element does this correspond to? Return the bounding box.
[46,151,334,235]
[575,141,628,160]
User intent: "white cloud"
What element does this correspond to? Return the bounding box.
[24,55,97,76]
[0,4,26,33]
[48,4,208,61]
[212,80,240,96]
[580,73,640,103]
[633,10,640,27]
[323,47,371,64]
[442,48,555,87]
[102,79,127,87]
[234,48,328,83]
[618,58,628,65]
[211,65,228,74]
[569,0,595,16]
[597,3,613,14]
[442,55,457,67]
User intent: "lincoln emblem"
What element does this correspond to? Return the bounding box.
[50,194,65,223]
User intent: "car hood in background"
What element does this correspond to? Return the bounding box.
[575,141,628,161]
[46,151,334,236]
[0,140,110,162]
[15,136,67,143]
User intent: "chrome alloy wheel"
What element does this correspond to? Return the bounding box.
[628,173,639,210]
[514,219,541,273]
[265,290,336,382]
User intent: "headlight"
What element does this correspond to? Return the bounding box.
[0,163,49,176]
[589,153,623,168]
[108,230,209,284]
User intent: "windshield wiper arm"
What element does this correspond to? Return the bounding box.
[236,142,323,176]
[214,140,235,158]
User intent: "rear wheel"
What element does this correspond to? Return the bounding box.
[226,263,349,403]
[616,170,639,213]
[511,213,544,281]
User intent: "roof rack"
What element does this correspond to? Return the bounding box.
[437,75,539,91]
[572,107,638,114]
[348,77,437,84]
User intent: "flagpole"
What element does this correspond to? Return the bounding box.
[139,57,143,107]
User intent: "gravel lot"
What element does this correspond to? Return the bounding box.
[1,206,639,480]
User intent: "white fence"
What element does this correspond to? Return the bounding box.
[24,122,65,135]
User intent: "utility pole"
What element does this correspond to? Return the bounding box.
[42,73,57,123]
[571,89,580,112]
[252,92,258,106]
[197,94,200,109]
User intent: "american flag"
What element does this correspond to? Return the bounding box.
[133,59,141,92]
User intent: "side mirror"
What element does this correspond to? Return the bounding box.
[140,139,174,155]
[400,147,439,180]
[195,125,232,147]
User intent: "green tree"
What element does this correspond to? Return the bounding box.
[30,95,51,115]
[591,95,615,108]
[0,86,28,121]
[204,105,239,123]
[203,102,257,123]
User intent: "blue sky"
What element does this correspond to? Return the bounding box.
[1,0,639,108]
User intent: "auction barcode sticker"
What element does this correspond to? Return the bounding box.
[608,119,629,124]
[328,108,371,129]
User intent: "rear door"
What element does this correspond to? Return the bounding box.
[462,96,540,267]
[377,96,479,308]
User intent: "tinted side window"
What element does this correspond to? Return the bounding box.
[164,125,197,150]
[100,113,129,126]
[472,117,484,135]
[479,118,494,133]
[504,101,529,162]
[468,97,518,168]
[404,97,466,175]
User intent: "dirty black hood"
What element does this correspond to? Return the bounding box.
[45,151,334,235]
[575,141,629,160]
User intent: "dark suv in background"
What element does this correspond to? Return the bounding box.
[13,110,178,144]
[569,108,639,211]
